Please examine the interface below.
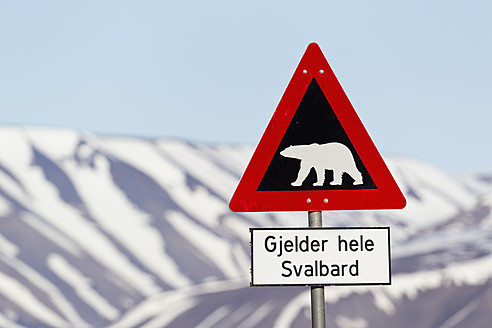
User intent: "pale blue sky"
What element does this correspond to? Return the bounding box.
[1,1,491,173]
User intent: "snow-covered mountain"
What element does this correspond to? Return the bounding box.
[0,126,491,328]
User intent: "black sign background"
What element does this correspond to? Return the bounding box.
[257,78,376,191]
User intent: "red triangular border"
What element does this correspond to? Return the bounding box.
[229,43,406,212]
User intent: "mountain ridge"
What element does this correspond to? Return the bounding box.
[0,126,491,327]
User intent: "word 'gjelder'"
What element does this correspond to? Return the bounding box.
[264,235,329,257]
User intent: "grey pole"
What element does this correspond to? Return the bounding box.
[308,211,326,328]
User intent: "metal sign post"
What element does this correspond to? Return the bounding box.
[308,211,326,328]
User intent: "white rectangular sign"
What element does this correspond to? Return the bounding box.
[250,227,391,286]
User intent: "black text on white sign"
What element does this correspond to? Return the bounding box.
[250,227,391,286]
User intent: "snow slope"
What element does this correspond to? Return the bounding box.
[0,126,491,327]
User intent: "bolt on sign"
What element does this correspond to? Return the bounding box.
[229,43,406,212]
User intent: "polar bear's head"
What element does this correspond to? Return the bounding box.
[280,145,298,159]
[280,144,319,159]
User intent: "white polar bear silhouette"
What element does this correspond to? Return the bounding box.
[280,142,363,187]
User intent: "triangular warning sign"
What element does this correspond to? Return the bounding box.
[229,43,406,212]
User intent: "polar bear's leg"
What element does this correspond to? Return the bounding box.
[350,170,363,185]
[346,164,363,185]
[313,166,325,186]
[291,161,312,186]
[330,170,343,185]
